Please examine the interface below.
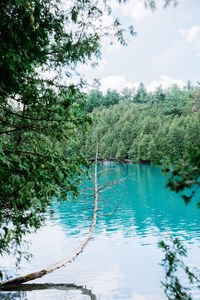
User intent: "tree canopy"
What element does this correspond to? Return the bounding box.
[0,0,134,265]
[81,85,200,163]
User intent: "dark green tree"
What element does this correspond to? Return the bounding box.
[147,137,159,161]
[120,121,133,149]
[116,141,127,160]
[85,90,104,112]
[0,0,134,263]
[121,87,135,102]
[82,85,200,163]
[153,87,166,103]
[104,89,121,107]
[133,82,148,103]
[167,119,185,159]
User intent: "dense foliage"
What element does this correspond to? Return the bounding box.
[83,84,200,300]
[81,84,200,163]
[0,0,135,264]
[159,237,200,300]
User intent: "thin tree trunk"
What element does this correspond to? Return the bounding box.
[0,144,99,287]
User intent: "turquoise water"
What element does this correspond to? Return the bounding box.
[1,163,200,299]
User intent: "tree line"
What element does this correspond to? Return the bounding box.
[80,84,200,163]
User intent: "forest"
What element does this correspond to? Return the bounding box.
[1,0,200,299]
[81,83,200,163]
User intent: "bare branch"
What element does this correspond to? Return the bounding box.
[0,143,99,287]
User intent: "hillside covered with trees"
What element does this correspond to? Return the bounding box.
[81,83,200,163]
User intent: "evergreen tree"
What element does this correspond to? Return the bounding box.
[133,82,148,103]
[167,119,185,159]
[137,134,151,161]
[0,0,133,259]
[81,85,200,163]
[86,90,104,112]
[104,89,121,107]
[116,141,127,160]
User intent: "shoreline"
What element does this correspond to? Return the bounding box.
[88,158,153,164]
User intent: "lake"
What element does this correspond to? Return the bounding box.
[1,163,200,300]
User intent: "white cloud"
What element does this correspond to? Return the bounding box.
[179,25,200,56]
[101,14,115,27]
[146,74,186,92]
[100,75,140,93]
[121,1,152,21]
[77,58,107,75]
[109,0,152,21]
[100,74,186,93]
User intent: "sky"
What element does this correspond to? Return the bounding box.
[78,0,200,93]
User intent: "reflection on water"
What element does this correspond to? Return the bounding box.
[52,163,200,240]
[1,283,97,300]
[0,164,200,299]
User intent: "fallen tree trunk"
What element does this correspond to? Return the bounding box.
[0,145,99,287]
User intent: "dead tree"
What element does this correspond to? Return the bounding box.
[0,144,125,288]
[0,145,99,287]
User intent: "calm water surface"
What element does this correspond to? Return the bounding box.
[1,163,200,300]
